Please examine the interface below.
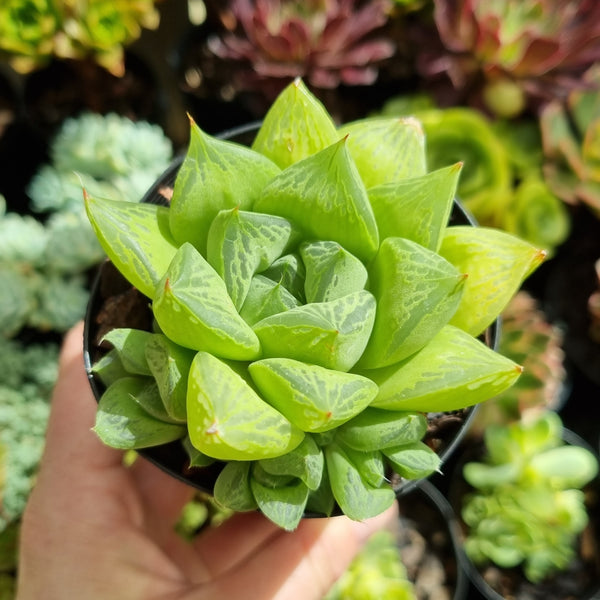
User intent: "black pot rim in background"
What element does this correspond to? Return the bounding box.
[448,427,600,600]
[83,121,498,510]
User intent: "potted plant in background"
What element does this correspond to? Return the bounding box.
[450,410,600,600]
[83,77,544,531]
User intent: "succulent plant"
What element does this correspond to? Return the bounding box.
[461,411,599,584]
[0,0,160,76]
[85,78,545,531]
[417,0,600,118]
[540,63,600,217]
[196,0,395,111]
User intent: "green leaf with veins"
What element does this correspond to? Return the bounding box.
[249,357,377,432]
[169,117,280,255]
[206,208,297,309]
[213,461,257,512]
[153,243,261,360]
[383,441,441,479]
[84,194,178,298]
[101,328,153,376]
[94,377,186,449]
[300,240,368,303]
[254,138,379,262]
[260,253,306,303]
[253,290,376,372]
[239,275,301,326]
[187,351,304,461]
[359,237,466,369]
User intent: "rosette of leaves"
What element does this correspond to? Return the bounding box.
[379,102,570,256]
[0,0,160,76]
[417,0,600,119]
[85,78,545,530]
[540,63,600,217]
[461,411,599,584]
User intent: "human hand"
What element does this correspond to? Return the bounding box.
[17,322,398,600]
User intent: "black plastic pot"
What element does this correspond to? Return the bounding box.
[449,429,600,600]
[83,122,499,510]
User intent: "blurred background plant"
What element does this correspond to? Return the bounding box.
[0,0,161,76]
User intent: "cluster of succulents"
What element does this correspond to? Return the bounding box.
[85,78,544,531]
[0,0,160,76]
[461,411,599,584]
[540,63,600,217]
[377,96,570,256]
[416,0,600,119]
[0,112,173,337]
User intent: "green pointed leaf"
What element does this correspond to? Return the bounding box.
[253,290,376,371]
[101,328,153,376]
[249,357,378,432]
[91,349,129,387]
[260,253,306,302]
[132,380,184,424]
[252,78,338,169]
[182,436,216,468]
[359,237,466,369]
[440,226,546,336]
[94,377,186,449]
[145,334,195,422]
[300,240,368,303]
[169,118,280,255]
[339,117,427,188]
[239,275,301,326]
[383,441,441,480]
[368,325,523,412]
[252,463,297,488]
[250,476,310,531]
[187,351,304,461]
[153,243,261,360]
[306,465,336,517]
[206,208,296,309]
[254,138,379,262]
[213,461,258,512]
[258,435,324,491]
[336,408,428,452]
[337,444,386,488]
[325,442,395,521]
[368,163,462,251]
[84,194,178,299]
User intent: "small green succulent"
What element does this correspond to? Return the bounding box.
[85,78,545,530]
[461,411,599,584]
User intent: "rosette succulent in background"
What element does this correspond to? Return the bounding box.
[0,0,161,76]
[415,0,600,119]
[84,79,545,531]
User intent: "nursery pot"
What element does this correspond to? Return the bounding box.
[449,429,600,600]
[83,121,499,510]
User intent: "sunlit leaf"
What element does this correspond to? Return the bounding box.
[239,275,300,326]
[101,328,153,376]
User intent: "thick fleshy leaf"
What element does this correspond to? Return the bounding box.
[91,349,129,387]
[130,380,183,424]
[368,325,523,412]
[253,290,376,372]
[251,78,338,169]
[182,436,216,468]
[368,163,462,251]
[153,243,261,360]
[206,208,296,309]
[325,442,396,521]
[101,328,153,376]
[254,138,379,262]
[383,442,441,479]
[249,358,378,432]
[339,117,427,188]
[359,237,466,369]
[169,118,280,255]
[213,461,257,511]
[337,444,386,488]
[260,253,306,302]
[187,351,304,461]
[84,194,178,298]
[258,435,324,491]
[94,377,186,449]
[440,227,547,336]
[336,408,428,452]
[239,275,300,326]
[250,476,310,531]
[306,466,336,517]
[300,240,368,303]
[145,334,195,422]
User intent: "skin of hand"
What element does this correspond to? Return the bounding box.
[16,322,399,600]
